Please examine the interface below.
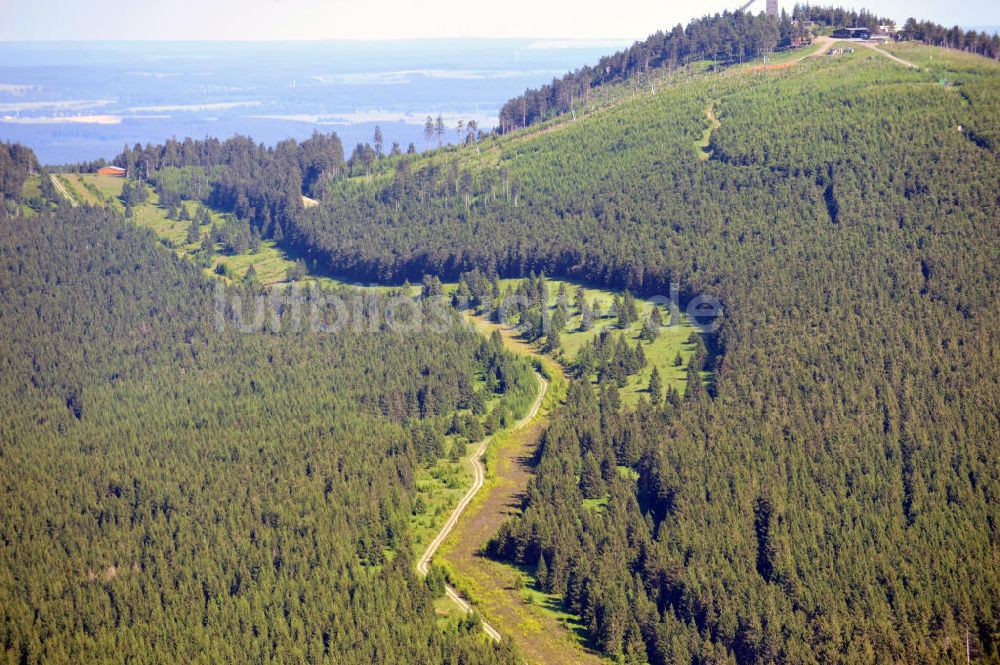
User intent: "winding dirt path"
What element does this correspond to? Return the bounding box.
[432,318,607,664]
[417,361,549,643]
[805,35,835,59]
[802,36,918,69]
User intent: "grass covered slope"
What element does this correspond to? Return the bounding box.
[0,205,525,664]
[61,173,332,287]
[286,46,1000,662]
[449,275,707,405]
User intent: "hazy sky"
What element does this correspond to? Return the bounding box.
[1,0,997,41]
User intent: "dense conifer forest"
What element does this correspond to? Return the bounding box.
[0,184,532,662]
[2,6,1000,664]
[187,39,997,664]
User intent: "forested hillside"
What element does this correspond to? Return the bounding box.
[0,142,41,216]
[0,188,530,662]
[498,12,795,132]
[496,7,999,132]
[275,46,998,662]
[4,10,1000,665]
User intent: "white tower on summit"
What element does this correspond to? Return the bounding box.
[736,0,779,17]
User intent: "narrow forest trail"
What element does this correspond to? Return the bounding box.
[416,313,551,644]
[431,316,608,664]
[50,174,78,207]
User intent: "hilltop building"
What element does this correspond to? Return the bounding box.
[832,27,871,40]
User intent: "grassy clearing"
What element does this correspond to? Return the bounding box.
[890,42,1000,77]
[206,241,304,285]
[533,278,699,403]
[581,496,609,513]
[453,277,703,404]
[77,173,125,202]
[516,568,595,649]
[66,174,110,206]
[411,451,474,552]
[432,596,469,621]
[432,314,610,663]
[435,297,703,659]
[617,465,639,481]
[18,175,43,215]
[435,412,609,664]
[695,102,720,160]
[76,174,351,288]
[20,175,41,200]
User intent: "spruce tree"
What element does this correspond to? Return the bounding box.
[580,452,604,499]
[634,341,646,368]
[544,326,562,354]
[580,301,594,331]
[651,304,664,326]
[641,314,660,342]
[243,264,261,291]
[434,115,446,147]
[648,366,662,404]
[556,282,569,315]
[185,219,200,245]
[201,228,214,253]
[423,116,434,146]
[621,290,638,325]
[684,362,703,401]
[536,553,548,591]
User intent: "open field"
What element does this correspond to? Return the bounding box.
[67,173,115,206]
[889,42,1000,75]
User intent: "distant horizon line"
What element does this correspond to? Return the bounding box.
[2,25,998,44]
[0,37,638,45]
